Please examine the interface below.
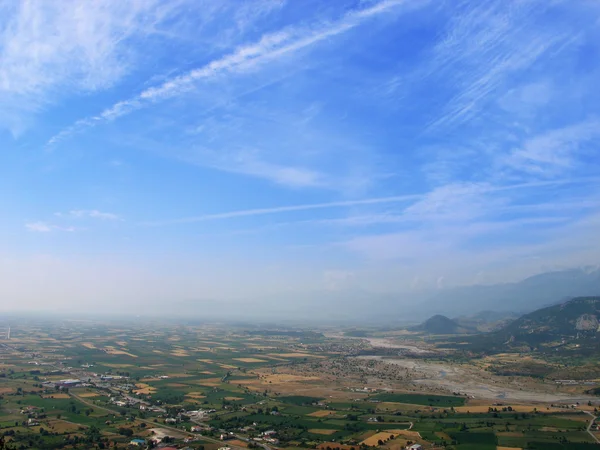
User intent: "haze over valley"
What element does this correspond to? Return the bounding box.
[2,1,600,449]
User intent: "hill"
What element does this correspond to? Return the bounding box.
[456,296,600,355]
[413,314,470,334]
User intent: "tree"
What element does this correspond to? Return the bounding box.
[117,427,133,437]
[86,425,101,442]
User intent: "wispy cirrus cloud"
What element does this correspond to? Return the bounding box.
[424,0,578,131]
[47,0,425,146]
[54,210,121,220]
[0,0,182,134]
[25,209,121,233]
[25,222,75,233]
[144,192,422,226]
[501,119,600,177]
[144,177,598,226]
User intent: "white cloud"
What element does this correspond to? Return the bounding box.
[422,1,579,131]
[25,222,52,232]
[25,221,75,232]
[144,177,597,226]
[502,119,600,177]
[498,81,554,116]
[48,0,424,145]
[0,0,183,133]
[55,209,120,220]
[180,146,327,189]
[144,193,422,226]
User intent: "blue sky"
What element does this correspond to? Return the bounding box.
[1,0,600,312]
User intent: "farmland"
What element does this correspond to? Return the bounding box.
[0,318,599,449]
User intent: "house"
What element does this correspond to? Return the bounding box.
[191,425,203,432]
[129,439,145,446]
[407,445,423,450]
[165,417,177,424]
[263,430,277,436]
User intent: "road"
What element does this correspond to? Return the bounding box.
[583,411,600,444]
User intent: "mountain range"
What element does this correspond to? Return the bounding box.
[416,267,600,319]
[142,267,600,324]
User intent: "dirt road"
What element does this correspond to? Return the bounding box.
[584,411,600,443]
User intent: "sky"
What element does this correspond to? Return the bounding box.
[1,0,600,314]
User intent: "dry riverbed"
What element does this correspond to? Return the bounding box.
[354,355,598,404]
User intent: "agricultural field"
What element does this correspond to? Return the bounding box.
[0,318,599,449]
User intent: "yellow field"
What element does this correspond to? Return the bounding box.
[43,393,70,399]
[196,378,222,387]
[198,359,214,363]
[134,383,157,395]
[0,388,14,394]
[269,352,325,358]
[308,410,335,417]
[224,396,244,401]
[308,429,338,435]
[81,342,96,349]
[218,363,238,369]
[47,419,84,433]
[234,357,267,363]
[171,349,190,357]
[167,383,189,388]
[389,430,421,439]
[260,355,289,361]
[185,392,206,399]
[115,341,127,346]
[264,374,320,383]
[360,430,413,446]
[104,347,137,358]
[78,392,100,398]
[102,363,134,368]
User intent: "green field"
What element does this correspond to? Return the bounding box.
[370,393,467,407]
[0,318,598,450]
